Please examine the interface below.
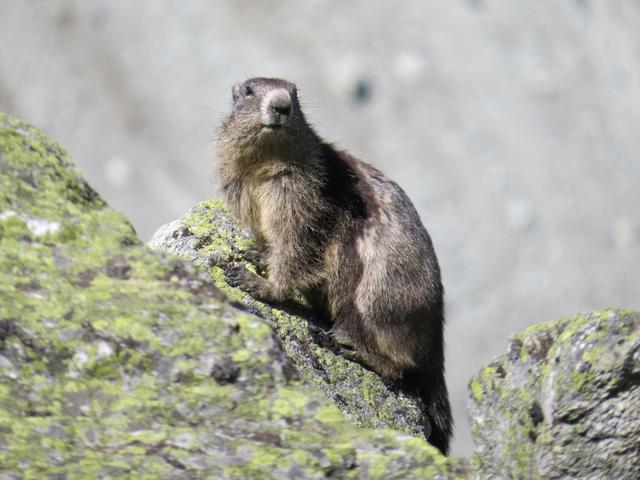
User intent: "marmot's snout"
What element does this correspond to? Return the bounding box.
[261,89,292,128]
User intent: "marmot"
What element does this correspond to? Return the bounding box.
[215,77,452,454]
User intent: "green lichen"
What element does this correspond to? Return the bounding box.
[469,378,483,402]
[473,364,500,400]
[210,265,248,304]
[314,405,346,426]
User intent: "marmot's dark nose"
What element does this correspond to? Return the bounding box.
[262,89,292,127]
[272,103,291,117]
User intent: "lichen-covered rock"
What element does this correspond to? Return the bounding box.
[148,201,434,441]
[7,111,637,480]
[469,309,640,480]
[0,113,469,479]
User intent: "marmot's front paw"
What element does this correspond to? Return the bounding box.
[242,247,268,271]
[225,265,273,301]
[226,265,259,290]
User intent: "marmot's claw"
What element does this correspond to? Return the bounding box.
[225,265,269,300]
[329,329,355,349]
[243,247,267,271]
[225,265,251,288]
[328,329,361,361]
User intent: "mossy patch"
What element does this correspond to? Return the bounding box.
[469,378,483,402]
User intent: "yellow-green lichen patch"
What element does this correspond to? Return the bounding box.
[209,265,250,304]
[183,198,255,262]
[473,365,500,396]
[314,404,346,426]
[469,378,483,402]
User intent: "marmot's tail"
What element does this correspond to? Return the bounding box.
[421,373,453,455]
[407,368,453,455]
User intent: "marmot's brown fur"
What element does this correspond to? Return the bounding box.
[215,77,452,454]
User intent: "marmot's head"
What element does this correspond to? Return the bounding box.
[217,77,313,159]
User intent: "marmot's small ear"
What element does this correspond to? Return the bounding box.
[232,82,242,102]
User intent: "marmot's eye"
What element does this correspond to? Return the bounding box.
[244,85,254,97]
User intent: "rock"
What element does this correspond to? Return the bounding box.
[148,201,431,439]
[149,176,640,480]
[3,112,638,479]
[469,309,640,479]
[149,150,640,480]
[0,114,469,478]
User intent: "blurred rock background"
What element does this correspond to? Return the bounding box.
[1,0,638,455]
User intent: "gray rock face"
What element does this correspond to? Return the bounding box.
[469,310,640,480]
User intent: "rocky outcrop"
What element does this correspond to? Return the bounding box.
[147,201,431,440]
[150,198,640,480]
[149,198,640,480]
[469,310,640,479]
[2,113,638,479]
[0,115,468,478]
